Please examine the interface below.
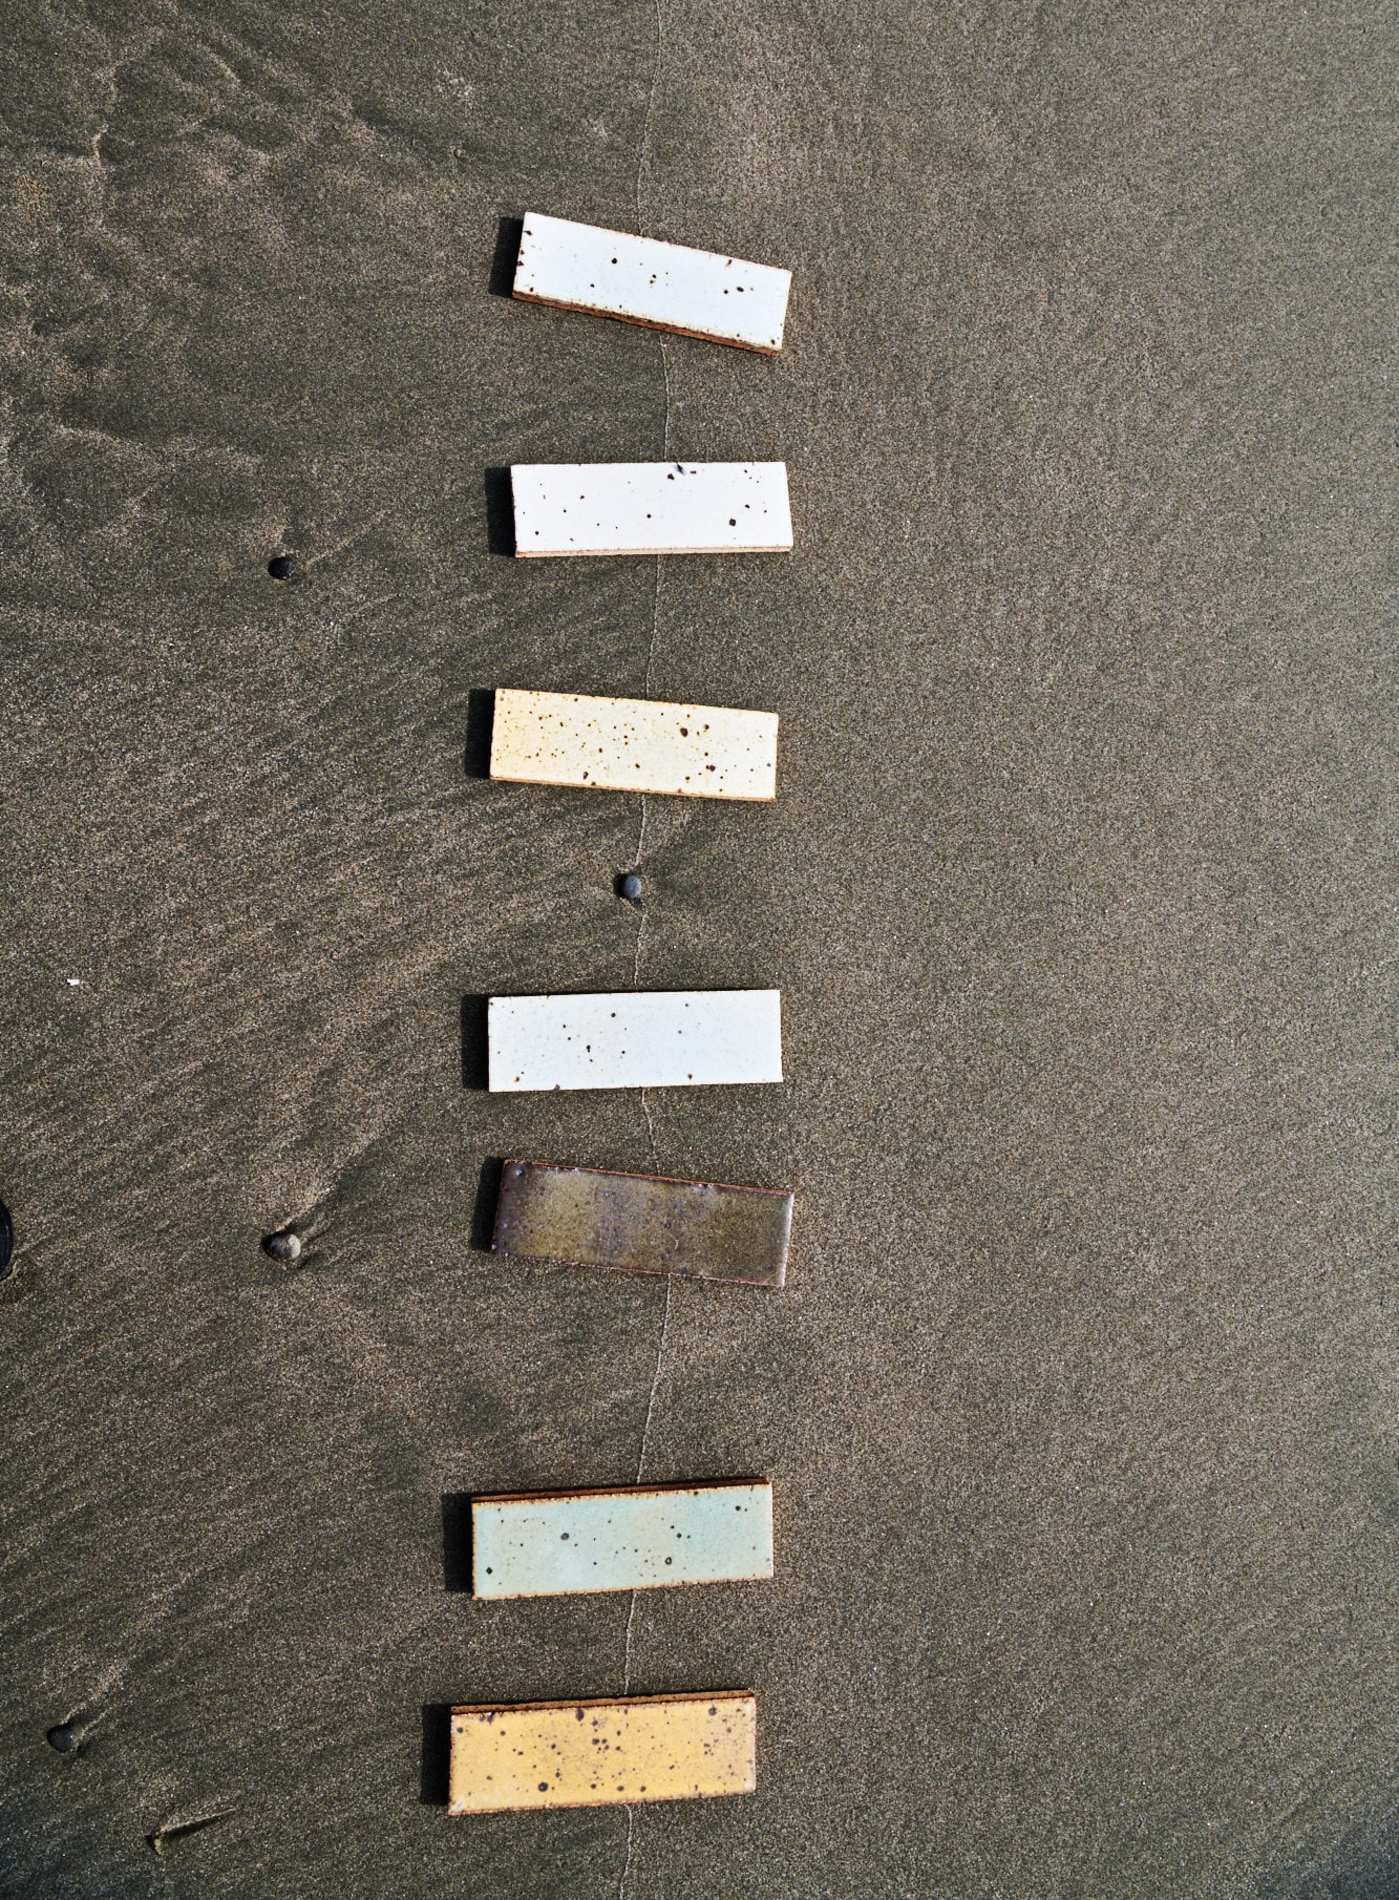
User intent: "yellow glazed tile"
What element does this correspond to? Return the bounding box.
[447,1691,757,1815]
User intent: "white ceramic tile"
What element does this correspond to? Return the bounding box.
[487,990,782,1092]
[489,687,778,801]
[511,462,792,557]
[472,1481,774,1599]
[513,211,791,353]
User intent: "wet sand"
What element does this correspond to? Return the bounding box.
[1,2,1395,1895]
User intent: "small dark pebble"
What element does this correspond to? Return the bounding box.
[266,555,296,581]
[261,1230,302,1263]
[618,872,643,904]
[47,1724,79,1755]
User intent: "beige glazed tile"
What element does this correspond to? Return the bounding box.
[491,1159,793,1287]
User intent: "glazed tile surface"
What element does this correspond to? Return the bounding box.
[492,1159,793,1286]
[448,1692,757,1814]
[472,1480,774,1598]
[487,991,783,1092]
[511,462,792,556]
[513,212,791,352]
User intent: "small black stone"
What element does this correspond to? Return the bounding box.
[266,555,296,581]
[261,1230,302,1263]
[617,872,643,904]
[47,1724,79,1755]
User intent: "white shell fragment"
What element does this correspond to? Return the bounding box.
[511,462,793,558]
[487,991,783,1093]
[512,211,792,354]
[490,687,778,801]
[472,1481,775,1599]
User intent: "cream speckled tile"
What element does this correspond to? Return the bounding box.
[489,687,777,800]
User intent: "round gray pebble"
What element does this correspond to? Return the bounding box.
[262,1230,302,1263]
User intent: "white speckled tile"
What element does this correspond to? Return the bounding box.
[510,462,792,557]
[487,991,782,1092]
[472,1480,774,1599]
[513,211,791,353]
[489,687,778,800]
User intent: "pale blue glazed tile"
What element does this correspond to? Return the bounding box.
[471,1480,774,1599]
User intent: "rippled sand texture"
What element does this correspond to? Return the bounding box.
[1,1,1395,1896]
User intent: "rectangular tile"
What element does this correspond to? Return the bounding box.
[448,1692,756,1815]
[472,1480,774,1599]
[489,687,778,802]
[492,1159,792,1288]
[487,991,782,1093]
[511,462,792,557]
[513,211,791,354]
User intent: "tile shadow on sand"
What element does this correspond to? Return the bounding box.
[459,997,489,1090]
[469,1157,503,1251]
[487,214,524,296]
[440,1492,474,1595]
[463,687,495,778]
[483,468,514,556]
[420,1703,452,1806]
